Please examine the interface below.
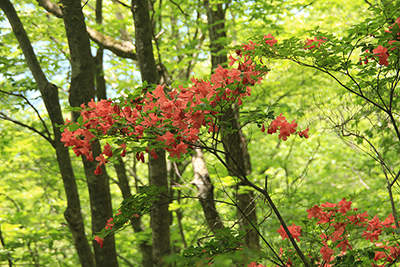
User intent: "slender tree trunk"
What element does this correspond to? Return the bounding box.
[221,105,260,250]
[0,1,95,266]
[191,148,225,233]
[131,0,171,265]
[148,150,170,266]
[175,0,227,236]
[0,224,13,267]
[92,0,153,264]
[204,1,227,70]
[59,0,119,266]
[94,0,107,100]
[205,0,260,250]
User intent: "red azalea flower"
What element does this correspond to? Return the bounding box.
[277,223,301,242]
[373,45,389,66]
[94,236,104,248]
[263,33,277,47]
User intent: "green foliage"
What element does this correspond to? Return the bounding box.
[3,0,400,266]
[166,228,262,266]
[96,185,166,240]
[0,121,79,265]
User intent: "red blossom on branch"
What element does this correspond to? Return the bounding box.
[277,223,302,242]
[298,126,309,138]
[320,244,335,262]
[94,236,104,248]
[263,33,277,47]
[373,45,389,66]
[105,218,114,230]
[60,39,308,178]
[282,199,399,266]
[61,41,270,174]
[265,113,309,141]
[305,37,327,50]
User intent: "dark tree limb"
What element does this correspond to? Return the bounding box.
[36,0,138,61]
[94,0,106,100]
[201,142,311,267]
[36,0,63,17]
[205,0,259,250]
[204,0,227,70]
[117,253,135,267]
[86,26,138,61]
[59,0,118,265]
[114,0,130,8]
[0,224,13,267]
[169,0,189,17]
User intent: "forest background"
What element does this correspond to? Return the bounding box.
[0,0,398,266]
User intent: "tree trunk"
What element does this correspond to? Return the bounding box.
[149,150,171,266]
[0,1,95,266]
[204,1,227,71]
[94,0,107,101]
[205,0,260,250]
[60,0,119,265]
[191,147,225,233]
[131,0,171,265]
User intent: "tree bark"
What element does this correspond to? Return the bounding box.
[94,0,107,101]
[59,0,119,266]
[59,0,95,111]
[37,0,138,61]
[131,0,171,265]
[0,1,95,266]
[204,1,227,71]
[87,26,138,61]
[148,150,170,266]
[191,148,225,233]
[205,1,260,250]
[131,0,159,83]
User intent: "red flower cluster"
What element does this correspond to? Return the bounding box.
[278,199,399,266]
[305,37,327,50]
[94,236,104,248]
[61,41,267,174]
[105,218,114,230]
[263,33,277,47]
[366,16,400,67]
[277,223,302,242]
[264,113,309,141]
[373,45,389,66]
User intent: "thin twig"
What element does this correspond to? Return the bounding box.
[168,0,188,16]
[113,0,130,8]
[0,112,54,146]
[0,89,53,141]
[117,253,134,267]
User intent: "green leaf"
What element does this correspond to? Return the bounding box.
[68,123,80,132]
[77,116,83,126]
